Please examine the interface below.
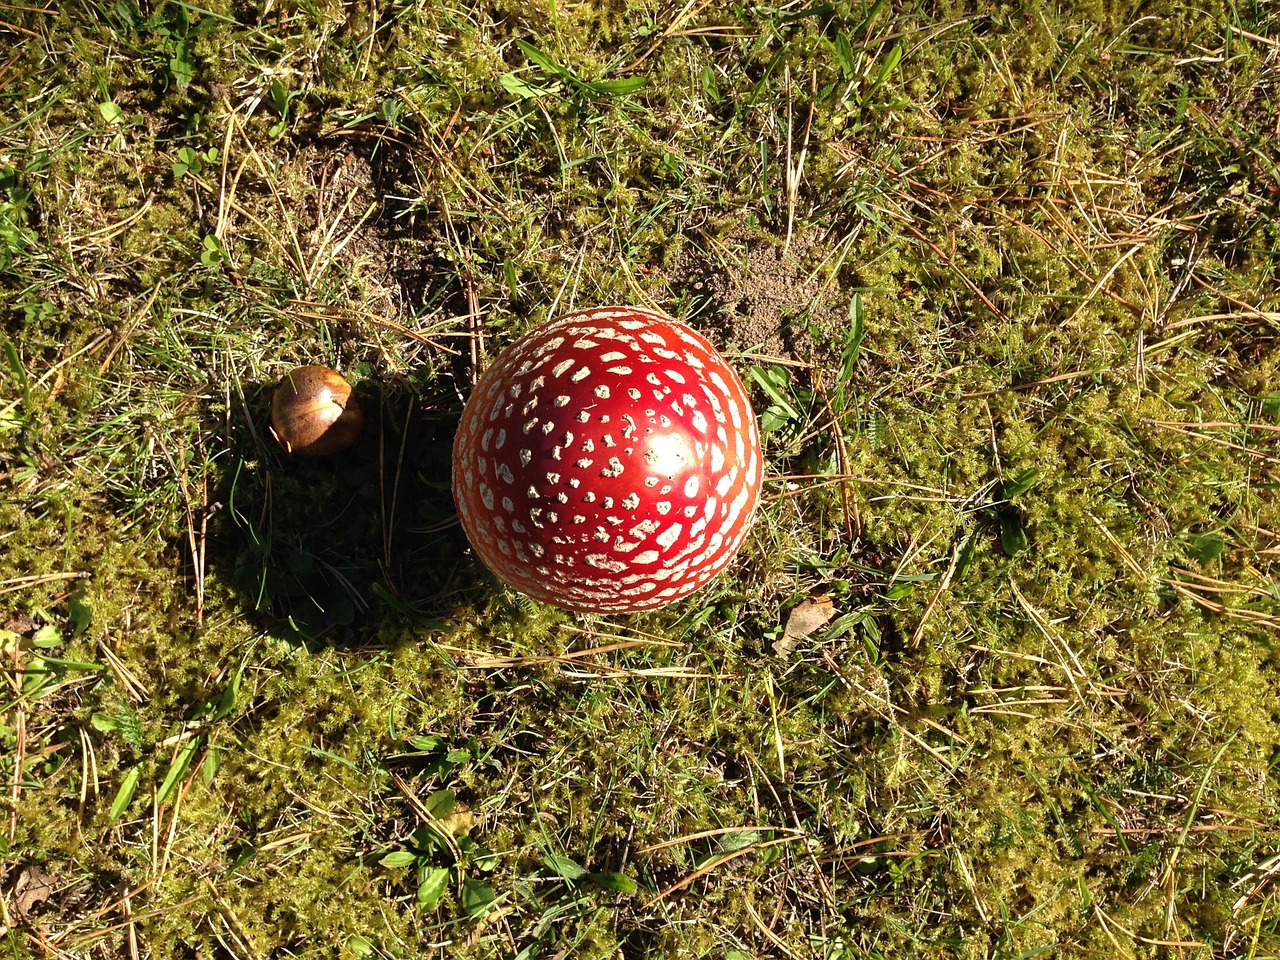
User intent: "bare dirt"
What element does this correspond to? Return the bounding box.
[289,146,848,383]
[667,227,846,363]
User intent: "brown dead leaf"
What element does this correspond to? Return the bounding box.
[10,865,56,919]
[773,595,837,657]
[3,616,37,635]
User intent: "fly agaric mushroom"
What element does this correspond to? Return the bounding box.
[452,305,763,613]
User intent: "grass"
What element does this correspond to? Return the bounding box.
[2,0,1280,957]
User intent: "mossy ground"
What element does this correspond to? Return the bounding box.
[2,1,1280,957]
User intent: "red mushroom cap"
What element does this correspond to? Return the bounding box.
[452,305,763,613]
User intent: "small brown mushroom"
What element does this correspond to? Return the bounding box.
[270,365,364,457]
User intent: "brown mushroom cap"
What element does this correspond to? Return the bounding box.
[270,365,364,457]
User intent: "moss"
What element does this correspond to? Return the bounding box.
[4,0,1280,956]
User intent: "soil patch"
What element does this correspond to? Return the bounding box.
[667,228,846,363]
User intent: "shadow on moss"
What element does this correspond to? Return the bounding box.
[206,370,479,647]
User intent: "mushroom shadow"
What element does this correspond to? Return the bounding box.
[203,369,482,648]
